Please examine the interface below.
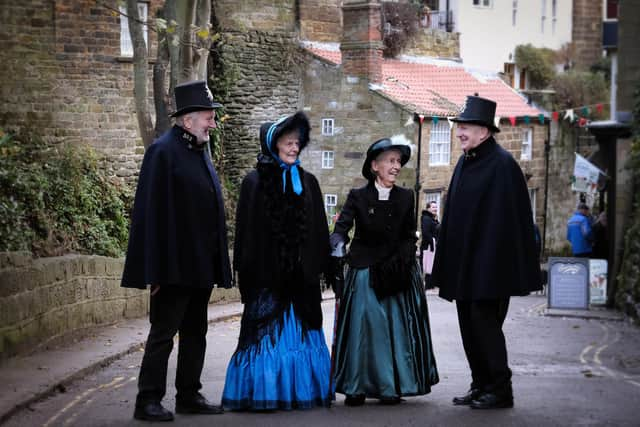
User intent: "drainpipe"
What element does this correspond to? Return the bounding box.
[542,124,550,257]
[414,113,425,222]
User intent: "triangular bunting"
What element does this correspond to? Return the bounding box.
[432,116,439,125]
[564,109,574,122]
[509,116,516,126]
[538,114,545,124]
[596,104,604,113]
[523,116,530,124]
[582,106,590,116]
[447,117,454,130]
[494,116,501,129]
[552,111,559,121]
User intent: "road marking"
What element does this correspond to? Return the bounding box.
[580,345,593,364]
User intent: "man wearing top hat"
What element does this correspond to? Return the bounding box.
[121,80,232,421]
[432,95,541,409]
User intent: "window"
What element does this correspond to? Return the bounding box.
[322,151,334,169]
[551,0,557,34]
[428,121,451,166]
[521,128,533,161]
[120,2,148,57]
[540,0,546,33]
[324,194,337,221]
[512,0,518,26]
[473,0,492,6]
[424,192,442,218]
[529,188,537,221]
[321,118,334,136]
[606,0,618,20]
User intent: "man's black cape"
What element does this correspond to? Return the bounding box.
[432,137,542,301]
[121,126,232,289]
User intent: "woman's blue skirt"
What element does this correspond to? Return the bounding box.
[221,304,332,411]
[333,261,439,399]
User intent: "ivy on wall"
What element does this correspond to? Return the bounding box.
[0,129,131,257]
[616,85,640,319]
[515,44,556,89]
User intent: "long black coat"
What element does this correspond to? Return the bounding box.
[432,137,541,301]
[233,167,330,330]
[121,126,232,289]
[420,211,439,251]
[331,182,417,268]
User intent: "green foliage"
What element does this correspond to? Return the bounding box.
[382,1,421,58]
[0,130,131,257]
[514,44,557,89]
[550,70,609,111]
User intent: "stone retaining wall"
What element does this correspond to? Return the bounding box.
[0,252,239,361]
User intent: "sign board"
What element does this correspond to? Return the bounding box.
[589,259,608,305]
[548,257,589,310]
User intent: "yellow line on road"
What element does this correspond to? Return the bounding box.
[580,345,593,364]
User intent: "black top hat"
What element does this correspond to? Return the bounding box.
[259,111,311,159]
[450,95,500,133]
[362,138,411,181]
[171,80,222,117]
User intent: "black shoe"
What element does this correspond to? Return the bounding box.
[470,392,514,409]
[452,388,483,406]
[134,402,174,422]
[379,396,403,405]
[344,394,366,406]
[175,394,224,415]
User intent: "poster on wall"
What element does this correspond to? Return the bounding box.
[571,153,604,195]
[589,259,608,305]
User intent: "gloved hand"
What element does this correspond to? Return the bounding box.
[328,255,345,297]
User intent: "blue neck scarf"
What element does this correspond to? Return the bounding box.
[266,118,303,195]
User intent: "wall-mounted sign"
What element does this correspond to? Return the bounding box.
[589,259,608,305]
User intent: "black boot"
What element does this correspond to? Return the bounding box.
[452,388,483,406]
[134,402,174,421]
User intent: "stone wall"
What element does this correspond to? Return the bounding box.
[403,28,460,60]
[0,0,161,183]
[0,251,240,360]
[572,0,603,70]
[299,0,342,42]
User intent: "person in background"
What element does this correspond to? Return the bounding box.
[121,80,232,422]
[566,203,593,258]
[221,112,333,411]
[330,138,439,407]
[421,200,440,290]
[432,95,541,410]
[591,211,608,260]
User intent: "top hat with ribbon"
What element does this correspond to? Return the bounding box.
[450,95,500,133]
[171,80,222,117]
[361,138,411,181]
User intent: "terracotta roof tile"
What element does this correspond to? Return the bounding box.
[304,47,542,118]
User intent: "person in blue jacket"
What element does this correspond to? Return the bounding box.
[566,203,593,257]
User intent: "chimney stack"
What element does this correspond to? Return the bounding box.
[341,0,383,83]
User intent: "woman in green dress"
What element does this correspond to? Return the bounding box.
[330,138,439,405]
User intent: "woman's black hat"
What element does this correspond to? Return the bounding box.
[450,95,500,133]
[362,138,411,181]
[259,111,311,157]
[171,80,222,117]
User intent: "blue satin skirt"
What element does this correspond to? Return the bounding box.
[221,304,332,411]
[333,262,439,399]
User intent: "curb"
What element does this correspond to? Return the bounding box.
[0,310,243,425]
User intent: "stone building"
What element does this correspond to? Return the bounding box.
[0,0,163,181]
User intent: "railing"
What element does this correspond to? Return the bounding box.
[421,10,454,32]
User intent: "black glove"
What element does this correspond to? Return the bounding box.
[328,255,345,297]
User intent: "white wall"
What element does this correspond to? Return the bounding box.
[453,0,572,72]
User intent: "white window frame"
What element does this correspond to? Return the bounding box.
[473,0,492,7]
[428,121,451,166]
[322,151,335,169]
[521,128,533,161]
[120,2,149,57]
[321,118,334,136]
[529,188,537,221]
[324,194,337,221]
[424,192,442,219]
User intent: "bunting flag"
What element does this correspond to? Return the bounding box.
[447,117,454,130]
[579,117,588,127]
[538,114,545,124]
[494,116,501,129]
[564,109,575,122]
[523,115,530,124]
[552,111,559,121]
[509,116,516,126]
[432,116,439,125]
[596,103,604,113]
[582,106,590,116]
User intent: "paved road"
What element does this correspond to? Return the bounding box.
[4,294,640,426]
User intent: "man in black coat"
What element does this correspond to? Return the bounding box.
[121,80,232,422]
[431,96,541,410]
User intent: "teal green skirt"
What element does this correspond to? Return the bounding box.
[333,262,439,399]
